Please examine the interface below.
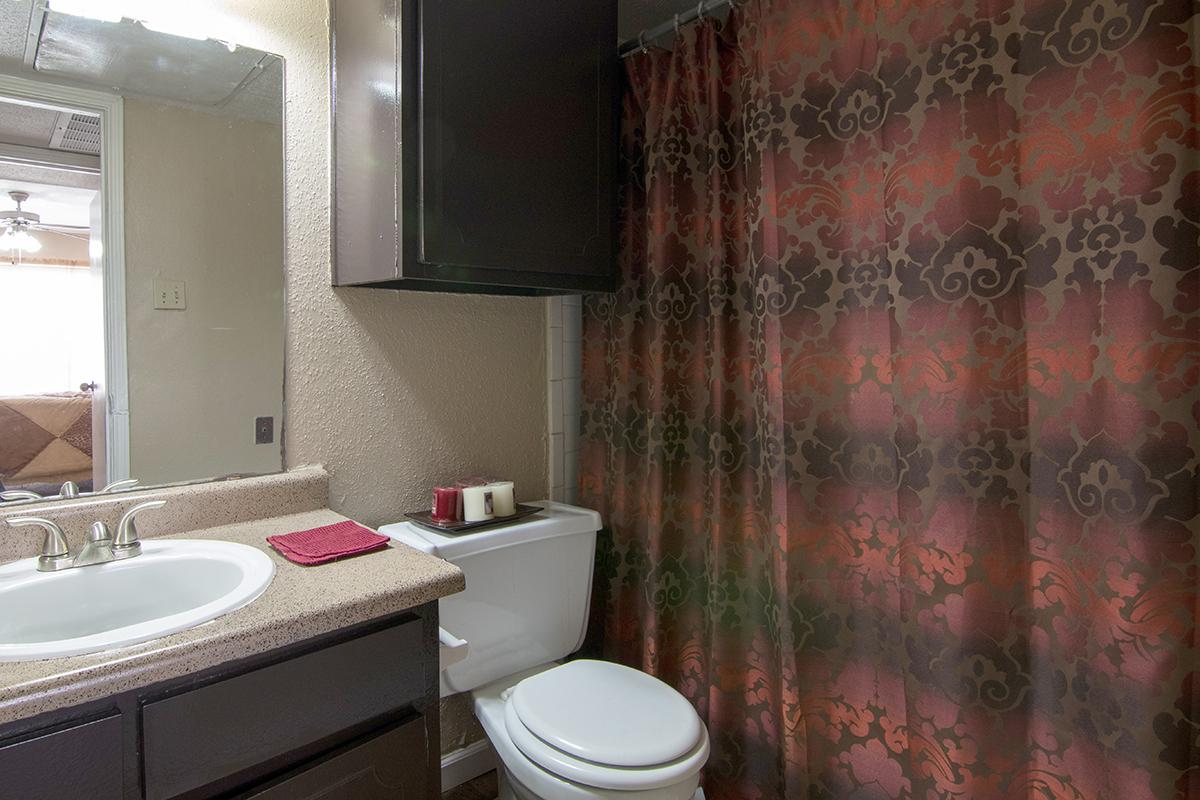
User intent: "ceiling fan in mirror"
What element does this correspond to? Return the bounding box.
[0,192,44,254]
[0,190,89,259]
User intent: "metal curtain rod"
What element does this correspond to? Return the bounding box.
[618,0,736,58]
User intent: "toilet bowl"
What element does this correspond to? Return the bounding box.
[378,502,710,799]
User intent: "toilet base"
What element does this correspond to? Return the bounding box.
[495,763,520,800]
[496,761,705,800]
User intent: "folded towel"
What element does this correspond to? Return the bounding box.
[267,521,389,566]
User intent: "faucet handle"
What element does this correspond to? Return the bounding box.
[99,478,140,494]
[0,490,42,502]
[6,517,72,572]
[114,500,166,554]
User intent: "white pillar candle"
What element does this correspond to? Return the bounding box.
[489,481,516,516]
[462,485,493,522]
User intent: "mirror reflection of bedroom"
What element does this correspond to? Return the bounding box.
[0,98,105,498]
[0,5,286,506]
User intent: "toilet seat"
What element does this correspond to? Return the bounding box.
[505,702,710,791]
[504,660,710,791]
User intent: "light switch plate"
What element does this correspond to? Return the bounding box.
[153,280,186,310]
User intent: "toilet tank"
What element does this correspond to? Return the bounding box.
[379,502,601,695]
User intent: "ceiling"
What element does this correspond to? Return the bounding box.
[0,1,705,113]
[0,96,99,149]
[0,2,282,123]
[0,175,95,229]
[0,101,62,149]
[0,160,98,191]
[0,1,33,71]
[0,97,102,199]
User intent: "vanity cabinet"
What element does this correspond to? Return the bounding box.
[245,719,426,799]
[0,715,124,799]
[331,0,618,295]
[0,607,439,800]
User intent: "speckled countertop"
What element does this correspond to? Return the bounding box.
[0,508,464,726]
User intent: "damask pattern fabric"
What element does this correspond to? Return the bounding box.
[579,1,1199,797]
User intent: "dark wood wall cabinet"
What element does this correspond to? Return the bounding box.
[331,0,618,295]
[0,606,440,800]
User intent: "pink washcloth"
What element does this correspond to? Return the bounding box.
[267,521,389,566]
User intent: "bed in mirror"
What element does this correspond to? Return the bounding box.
[0,2,285,506]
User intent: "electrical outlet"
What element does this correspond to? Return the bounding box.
[255,416,274,444]
[153,280,186,310]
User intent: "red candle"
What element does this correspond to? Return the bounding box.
[432,487,461,523]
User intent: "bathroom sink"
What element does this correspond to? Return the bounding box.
[0,539,275,662]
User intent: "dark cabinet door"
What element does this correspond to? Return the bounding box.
[142,620,425,800]
[331,0,617,294]
[418,0,617,288]
[0,715,123,800]
[243,718,428,800]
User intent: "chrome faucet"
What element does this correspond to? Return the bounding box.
[6,500,167,572]
[0,478,141,505]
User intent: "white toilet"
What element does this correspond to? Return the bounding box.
[380,502,709,800]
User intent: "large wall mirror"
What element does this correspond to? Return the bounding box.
[0,2,285,505]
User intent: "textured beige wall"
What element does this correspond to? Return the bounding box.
[191,1,548,526]
[124,98,285,485]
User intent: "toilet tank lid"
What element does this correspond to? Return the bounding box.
[378,501,602,561]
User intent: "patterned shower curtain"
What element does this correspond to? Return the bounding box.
[579,0,1198,797]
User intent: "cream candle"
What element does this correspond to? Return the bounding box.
[489,481,516,516]
[462,485,493,522]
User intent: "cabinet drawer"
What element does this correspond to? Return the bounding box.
[142,619,425,799]
[244,717,428,800]
[0,715,123,800]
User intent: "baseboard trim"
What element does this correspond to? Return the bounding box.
[441,739,496,792]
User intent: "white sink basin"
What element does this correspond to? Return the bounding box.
[0,539,275,662]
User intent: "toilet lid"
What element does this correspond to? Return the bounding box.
[510,660,704,768]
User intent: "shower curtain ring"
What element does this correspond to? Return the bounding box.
[697,0,706,20]
[674,13,682,35]
[638,31,648,54]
